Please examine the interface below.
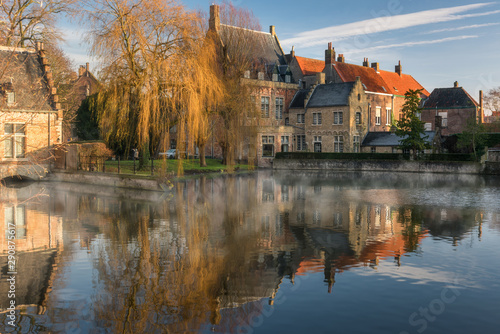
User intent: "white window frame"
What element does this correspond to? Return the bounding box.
[334,111,343,125]
[275,97,283,120]
[386,108,392,125]
[297,113,305,124]
[312,112,322,125]
[334,135,344,152]
[353,135,360,153]
[375,107,381,125]
[261,96,270,118]
[4,123,26,159]
[262,135,275,157]
[296,135,306,151]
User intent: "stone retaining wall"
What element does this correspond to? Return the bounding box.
[273,159,486,174]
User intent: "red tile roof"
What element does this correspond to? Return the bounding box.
[295,56,325,76]
[331,62,390,94]
[379,70,430,97]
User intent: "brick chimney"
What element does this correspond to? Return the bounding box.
[270,25,275,36]
[337,54,345,63]
[371,62,379,72]
[363,58,369,67]
[454,81,459,88]
[395,60,402,76]
[78,65,85,78]
[325,42,335,66]
[86,62,90,77]
[290,46,295,58]
[209,4,220,32]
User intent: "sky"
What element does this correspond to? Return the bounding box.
[61,0,500,102]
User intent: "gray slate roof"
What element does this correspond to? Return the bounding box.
[289,89,309,109]
[306,82,355,108]
[0,48,53,111]
[362,131,435,147]
[220,25,286,66]
[422,87,478,109]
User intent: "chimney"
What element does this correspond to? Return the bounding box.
[86,63,90,77]
[316,72,325,85]
[270,25,275,36]
[290,46,295,58]
[209,4,220,32]
[363,58,369,67]
[479,90,484,123]
[337,54,345,63]
[395,60,402,76]
[454,81,459,88]
[325,42,335,66]
[371,62,379,72]
[78,65,85,78]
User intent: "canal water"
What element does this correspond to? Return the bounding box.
[1,171,499,333]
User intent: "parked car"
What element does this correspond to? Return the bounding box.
[159,149,176,159]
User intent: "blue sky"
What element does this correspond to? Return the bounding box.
[61,0,500,102]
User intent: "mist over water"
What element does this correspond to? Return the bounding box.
[1,171,499,333]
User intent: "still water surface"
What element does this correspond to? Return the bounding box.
[1,171,500,333]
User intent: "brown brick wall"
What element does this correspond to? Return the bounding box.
[421,107,477,136]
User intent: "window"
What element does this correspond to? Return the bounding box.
[258,72,265,80]
[439,112,448,128]
[386,108,392,125]
[5,206,26,239]
[272,73,279,82]
[275,97,283,120]
[314,136,322,152]
[371,147,376,153]
[334,136,343,152]
[244,70,250,78]
[285,75,291,83]
[285,117,289,126]
[7,92,15,106]
[425,123,432,131]
[296,135,306,151]
[249,96,256,117]
[356,112,362,125]
[262,135,274,157]
[313,112,322,125]
[334,111,343,125]
[353,136,360,153]
[297,113,305,124]
[375,107,381,125]
[261,96,270,118]
[281,136,289,152]
[4,123,25,158]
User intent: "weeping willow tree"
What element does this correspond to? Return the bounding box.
[83,0,224,169]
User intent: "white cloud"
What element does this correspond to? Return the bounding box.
[346,35,478,55]
[281,3,497,48]
[424,22,500,34]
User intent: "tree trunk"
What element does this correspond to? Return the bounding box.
[199,142,207,167]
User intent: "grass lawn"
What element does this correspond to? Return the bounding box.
[103,158,252,177]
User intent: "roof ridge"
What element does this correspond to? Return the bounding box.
[220,23,271,35]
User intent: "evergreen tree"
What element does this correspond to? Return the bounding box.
[457,116,487,161]
[396,89,429,159]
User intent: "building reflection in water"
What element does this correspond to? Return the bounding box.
[0,183,63,316]
[0,171,486,333]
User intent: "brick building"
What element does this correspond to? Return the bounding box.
[0,43,63,179]
[208,4,299,167]
[289,75,368,152]
[421,82,480,136]
[288,44,429,132]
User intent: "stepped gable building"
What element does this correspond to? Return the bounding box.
[208,4,299,167]
[0,43,63,180]
[289,75,368,152]
[289,43,429,133]
[421,82,480,136]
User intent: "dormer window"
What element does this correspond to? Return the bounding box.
[244,70,250,79]
[285,75,291,83]
[7,91,15,106]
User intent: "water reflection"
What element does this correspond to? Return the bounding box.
[0,171,497,333]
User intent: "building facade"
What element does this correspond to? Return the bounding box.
[0,43,63,179]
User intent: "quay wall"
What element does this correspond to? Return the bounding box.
[273,159,487,174]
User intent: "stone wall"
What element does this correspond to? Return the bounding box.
[273,158,484,174]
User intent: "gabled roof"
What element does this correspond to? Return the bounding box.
[0,47,53,111]
[295,56,325,76]
[220,24,286,66]
[378,70,430,96]
[422,87,478,109]
[307,82,355,108]
[289,89,309,109]
[362,131,435,147]
[331,62,391,94]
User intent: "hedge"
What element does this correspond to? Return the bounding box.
[275,152,475,162]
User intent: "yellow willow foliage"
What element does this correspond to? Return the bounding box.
[84,0,224,154]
